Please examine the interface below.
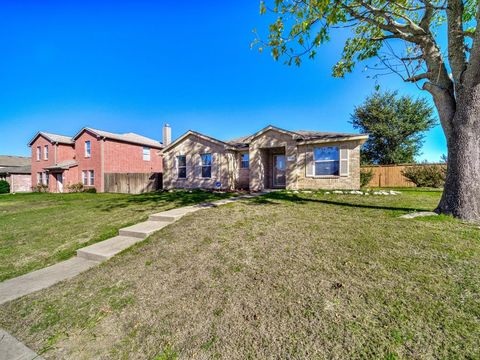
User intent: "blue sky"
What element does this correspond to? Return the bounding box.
[0,0,446,161]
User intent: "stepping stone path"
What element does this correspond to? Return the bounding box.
[400,211,439,219]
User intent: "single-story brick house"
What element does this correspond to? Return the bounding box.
[161,125,368,191]
[0,155,32,192]
[28,127,165,193]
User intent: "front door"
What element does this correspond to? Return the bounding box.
[56,173,63,193]
[273,155,286,187]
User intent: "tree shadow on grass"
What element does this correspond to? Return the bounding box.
[247,191,427,213]
[96,190,236,212]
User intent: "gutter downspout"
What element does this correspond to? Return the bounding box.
[100,137,105,192]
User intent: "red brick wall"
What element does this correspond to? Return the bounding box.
[104,139,162,173]
[74,130,103,191]
[30,135,56,192]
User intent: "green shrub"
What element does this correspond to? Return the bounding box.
[360,168,374,188]
[67,183,84,193]
[84,187,97,193]
[0,180,10,194]
[402,164,446,188]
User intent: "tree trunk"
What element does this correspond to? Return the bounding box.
[436,86,480,222]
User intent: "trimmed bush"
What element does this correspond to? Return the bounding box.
[84,187,97,193]
[360,168,374,188]
[0,180,10,194]
[67,183,84,193]
[402,164,446,188]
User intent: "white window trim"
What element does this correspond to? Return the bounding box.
[82,171,88,185]
[85,141,91,158]
[44,145,49,160]
[36,146,41,161]
[313,146,340,177]
[143,147,151,161]
[89,170,95,186]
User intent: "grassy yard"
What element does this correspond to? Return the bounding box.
[0,191,234,281]
[1,189,479,359]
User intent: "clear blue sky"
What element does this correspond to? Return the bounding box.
[0,0,446,161]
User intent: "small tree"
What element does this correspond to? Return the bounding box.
[402,164,447,188]
[360,168,374,188]
[0,180,10,194]
[351,91,436,165]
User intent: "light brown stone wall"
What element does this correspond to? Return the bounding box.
[249,129,298,191]
[162,134,235,190]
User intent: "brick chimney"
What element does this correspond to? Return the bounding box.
[162,123,172,146]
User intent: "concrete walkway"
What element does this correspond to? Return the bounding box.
[0,328,44,360]
[1,192,264,305]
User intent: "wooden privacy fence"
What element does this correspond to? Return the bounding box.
[362,163,444,188]
[104,173,162,194]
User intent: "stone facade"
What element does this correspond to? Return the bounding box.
[162,127,367,191]
[162,133,236,190]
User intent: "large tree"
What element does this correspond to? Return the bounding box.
[255,0,480,221]
[351,91,436,164]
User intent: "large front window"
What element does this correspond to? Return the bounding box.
[201,153,212,178]
[177,155,187,179]
[314,146,339,176]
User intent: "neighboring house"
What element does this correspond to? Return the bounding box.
[162,125,368,191]
[0,155,32,192]
[28,127,165,193]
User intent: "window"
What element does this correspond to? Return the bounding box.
[85,141,91,158]
[143,147,151,161]
[201,153,212,178]
[44,145,49,160]
[314,146,339,176]
[37,172,42,184]
[82,170,94,186]
[177,155,187,179]
[36,146,41,161]
[44,172,49,186]
[240,153,249,169]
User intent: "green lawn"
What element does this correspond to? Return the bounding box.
[1,189,479,359]
[0,191,234,281]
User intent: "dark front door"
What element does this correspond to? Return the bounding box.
[273,154,286,187]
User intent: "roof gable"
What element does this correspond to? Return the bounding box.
[161,130,233,153]
[28,132,74,146]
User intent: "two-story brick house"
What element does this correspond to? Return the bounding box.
[28,128,164,193]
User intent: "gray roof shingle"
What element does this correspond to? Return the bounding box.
[0,165,31,174]
[85,128,163,148]
[0,155,31,167]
